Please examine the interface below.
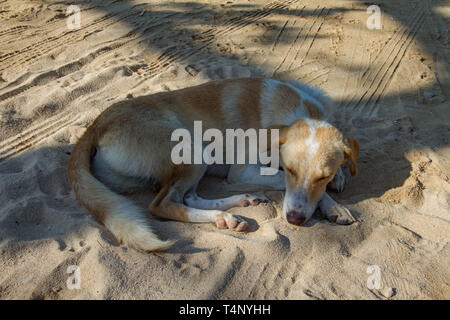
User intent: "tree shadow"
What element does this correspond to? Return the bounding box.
[0,0,448,253]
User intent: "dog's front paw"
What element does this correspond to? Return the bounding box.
[240,194,270,207]
[328,167,346,192]
[323,204,356,225]
[215,213,248,232]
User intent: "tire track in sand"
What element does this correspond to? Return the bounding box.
[0,1,298,161]
[139,0,298,78]
[0,6,150,74]
[348,10,425,115]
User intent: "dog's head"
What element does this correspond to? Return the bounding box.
[276,119,359,226]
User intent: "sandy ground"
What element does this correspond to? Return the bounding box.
[0,0,449,299]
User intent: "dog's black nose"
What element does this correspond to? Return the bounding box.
[286,211,306,226]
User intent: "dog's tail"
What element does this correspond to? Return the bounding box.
[68,126,173,252]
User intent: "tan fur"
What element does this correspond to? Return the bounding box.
[68,78,359,251]
[307,127,345,202]
[68,124,174,252]
[344,137,360,176]
[274,84,301,110]
[304,100,323,120]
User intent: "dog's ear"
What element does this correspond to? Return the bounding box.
[343,137,359,176]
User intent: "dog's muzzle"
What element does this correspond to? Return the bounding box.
[286,210,307,226]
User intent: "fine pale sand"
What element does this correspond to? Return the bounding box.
[0,0,449,299]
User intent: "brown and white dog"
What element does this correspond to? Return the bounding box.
[68,78,359,252]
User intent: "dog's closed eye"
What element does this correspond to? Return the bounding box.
[315,175,331,183]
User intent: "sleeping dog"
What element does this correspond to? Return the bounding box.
[68,78,359,251]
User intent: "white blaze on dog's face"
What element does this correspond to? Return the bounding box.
[279,119,359,226]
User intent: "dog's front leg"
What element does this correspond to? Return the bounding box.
[319,192,357,225]
[184,191,268,210]
[227,164,285,190]
[327,166,346,192]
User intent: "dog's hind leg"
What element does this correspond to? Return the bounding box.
[148,165,249,231]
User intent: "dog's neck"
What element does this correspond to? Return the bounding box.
[259,79,330,130]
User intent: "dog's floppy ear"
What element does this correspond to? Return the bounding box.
[343,137,359,176]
